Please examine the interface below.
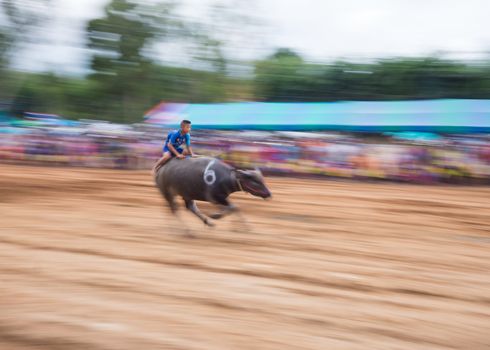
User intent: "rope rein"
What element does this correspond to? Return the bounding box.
[236,177,244,192]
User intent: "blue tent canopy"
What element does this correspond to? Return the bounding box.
[0,112,14,124]
[144,99,490,133]
[23,112,79,127]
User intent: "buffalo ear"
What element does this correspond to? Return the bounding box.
[236,169,250,178]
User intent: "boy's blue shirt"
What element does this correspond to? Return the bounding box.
[163,129,190,153]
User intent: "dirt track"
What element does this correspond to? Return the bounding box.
[1,164,489,350]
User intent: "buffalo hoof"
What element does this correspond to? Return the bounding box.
[184,229,195,238]
[204,219,215,227]
[209,213,223,220]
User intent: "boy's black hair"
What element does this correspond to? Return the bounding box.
[181,120,191,125]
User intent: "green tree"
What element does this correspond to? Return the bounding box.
[0,0,51,102]
[86,0,180,122]
[254,48,307,101]
[0,0,49,66]
[254,48,490,102]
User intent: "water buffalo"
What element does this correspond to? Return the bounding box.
[155,156,271,234]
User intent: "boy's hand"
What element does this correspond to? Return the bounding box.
[177,154,185,159]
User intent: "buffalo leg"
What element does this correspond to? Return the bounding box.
[231,208,252,233]
[185,199,214,227]
[162,191,193,237]
[210,198,251,233]
[163,190,178,213]
[209,201,238,220]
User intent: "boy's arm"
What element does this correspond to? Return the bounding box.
[168,143,183,157]
[167,133,184,157]
[185,134,194,156]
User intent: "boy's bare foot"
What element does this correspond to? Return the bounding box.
[152,164,160,176]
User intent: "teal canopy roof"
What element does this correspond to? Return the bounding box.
[144,99,490,133]
[0,112,14,124]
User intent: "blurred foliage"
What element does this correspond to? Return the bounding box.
[254,49,490,101]
[0,0,51,67]
[1,0,236,122]
[1,0,490,123]
[86,0,177,122]
[6,66,238,121]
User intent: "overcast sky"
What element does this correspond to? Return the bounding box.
[12,0,490,75]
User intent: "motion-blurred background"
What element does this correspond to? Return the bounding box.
[0,0,489,182]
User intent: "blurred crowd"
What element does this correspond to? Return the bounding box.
[1,118,490,184]
[215,131,490,184]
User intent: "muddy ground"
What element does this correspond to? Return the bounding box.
[1,164,489,350]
